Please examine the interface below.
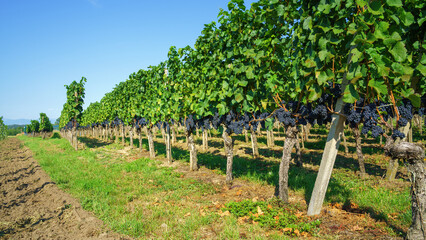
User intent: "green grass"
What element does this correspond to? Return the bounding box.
[18,136,223,239]
[18,127,413,238]
[140,128,412,237]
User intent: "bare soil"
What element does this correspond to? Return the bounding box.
[0,138,130,240]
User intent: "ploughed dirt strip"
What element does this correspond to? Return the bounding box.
[0,138,129,240]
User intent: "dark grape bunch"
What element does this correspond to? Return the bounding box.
[391,129,405,139]
[110,117,124,127]
[185,115,196,132]
[61,119,79,131]
[342,98,418,140]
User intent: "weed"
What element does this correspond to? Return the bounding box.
[224,199,320,236]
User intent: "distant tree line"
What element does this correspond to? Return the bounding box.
[26,113,53,139]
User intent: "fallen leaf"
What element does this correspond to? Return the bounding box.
[239,233,247,238]
[219,210,231,217]
[283,227,292,232]
[294,229,300,236]
[238,216,250,224]
[267,204,272,209]
[252,197,258,202]
[257,206,264,215]
[184,212,191,217]
[236,190,242,196]
[351,225,363,231]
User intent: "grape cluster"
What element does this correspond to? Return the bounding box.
[110,117,123,127]
[271,100,334,127]
[398,100,413,120]
[155,121,162,130]
[310,105,330,125]
[344,105,361,128]
[371,125,384,138]
[185,115,196,132]
[274,108,295,126]
[397,118,408,127]
[330,83,342,99]
[200,117,212,131]
[102,120,109,127]
[392,129,405,140]
[61,119,79,131]
[342,98,417,139]
[222,111,245,134]
[162,121,170,132]
[211,112,223,129]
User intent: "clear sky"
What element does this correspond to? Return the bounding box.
[0,0,256,121]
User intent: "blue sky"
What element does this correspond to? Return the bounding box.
[0,0,256,121]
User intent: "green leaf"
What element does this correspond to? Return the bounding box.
[399,10,414,26]
[238,80,248,87]
[318,3,331,14]
[348,23,357,34]
[308,85,322,101]
[246,67,255,79]
[351,48,363,63]
[246,93,253,101]
[217,103,226,115]
[386,0,402,7]
[390,32,402,41]
[373,21,389,39]
[222,81,229,90]
[235,93,244,103]
[417,64,426,76]
[368,1,384,15]
[316,71,328,85]
[343,85,359,103]
[277,4,285,16]
[356,0,367,8]
[391,62,405,75]
[368,79,387,95]
[408,94,421,108]
[303,16,312,30]
[265,118,274,130]
[413,41,420,50]
[389,41,407,62]
[401,88,414,98]
[318,37,328,50]
[304,59,316,68]
[318,50,329,61]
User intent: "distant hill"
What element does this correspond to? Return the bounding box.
[4,119,31,125]
[7,124,27,129]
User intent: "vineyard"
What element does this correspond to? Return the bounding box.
[1,0,425,239]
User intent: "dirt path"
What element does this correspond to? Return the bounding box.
[0,138,129,240]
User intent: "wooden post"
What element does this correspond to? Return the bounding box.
[307,45,355,215]
[307,101,346,216]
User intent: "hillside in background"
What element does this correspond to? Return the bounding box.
[3,119,31,125]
